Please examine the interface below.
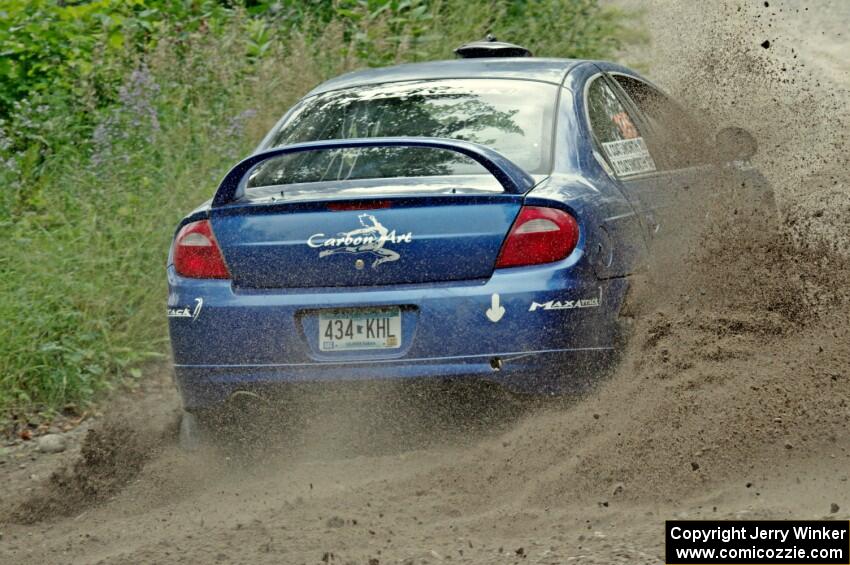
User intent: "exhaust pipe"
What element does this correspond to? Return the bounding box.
[227,390,270,405]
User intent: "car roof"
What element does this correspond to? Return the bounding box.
[306,58,582,97]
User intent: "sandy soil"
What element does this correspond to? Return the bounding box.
[2,2,849,564]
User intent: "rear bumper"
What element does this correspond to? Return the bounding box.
[174,347,617,409]
[168,261,628,409]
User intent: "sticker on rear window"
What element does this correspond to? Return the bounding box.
[611,111,639,139]
[601,137,656,177]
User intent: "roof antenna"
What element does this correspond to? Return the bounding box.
[454,35,533,59]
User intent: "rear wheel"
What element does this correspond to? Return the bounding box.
[178,394,281,453]
[178,410,205,451]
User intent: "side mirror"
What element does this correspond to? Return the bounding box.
[715,126,757,162]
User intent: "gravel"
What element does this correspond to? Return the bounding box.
[36,434,67,454]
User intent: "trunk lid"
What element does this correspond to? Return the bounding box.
[211,187,522,288]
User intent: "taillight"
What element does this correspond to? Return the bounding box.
[172,220,230,279]
[496,206,580,268]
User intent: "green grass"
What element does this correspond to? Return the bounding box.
[0,1,636,412]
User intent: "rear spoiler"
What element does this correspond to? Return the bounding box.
[211,137,535,207]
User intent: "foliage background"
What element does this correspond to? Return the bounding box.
[0,0,634,412]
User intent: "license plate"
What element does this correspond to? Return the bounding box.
[319,308,401,351]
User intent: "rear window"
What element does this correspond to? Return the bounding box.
[250,79,557,188]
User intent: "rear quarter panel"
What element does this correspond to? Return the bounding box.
[536,65,648,279]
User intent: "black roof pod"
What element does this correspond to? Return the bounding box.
[454,34,533,58]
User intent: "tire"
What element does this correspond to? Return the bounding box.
[178,410,204,451]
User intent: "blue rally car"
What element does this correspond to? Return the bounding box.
[167,40,768,439]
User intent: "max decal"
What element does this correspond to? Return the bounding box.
[168,298,203,321]
[529,288,602,312]
[307,214,413,268]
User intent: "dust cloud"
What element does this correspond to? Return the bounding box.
[2,1,849,563]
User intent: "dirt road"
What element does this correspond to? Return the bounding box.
[2,2,849,563]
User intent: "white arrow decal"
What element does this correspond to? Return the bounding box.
[485,293,506,323]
